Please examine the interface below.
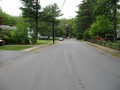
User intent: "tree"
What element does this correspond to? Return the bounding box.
[0,11,17,26]
[76,0,120,41]
[112,0,119,41]
[89,15,113,38]
[20,0,41,44]
[93,0,112,19]
[76,0,96,35]
[94,0,119,41]
[40,5,54,38]
[11,17,30,44]
[56,19,66,37]
[41,3,61,43]
[0,11,18,44]
[57,18,77,38]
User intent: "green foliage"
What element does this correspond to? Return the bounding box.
[76,0,120,42]
[0,28,12,44]
[95,40,120,50]
[40,3,61,38]
[89,15,113,37]
[76,0,96,34]
[56,18,77,38]
[0,16,30,45]
[11,17,30,44]
[42,3,61,22]
[94,0,119,20]
[76,33,83,40]
[20,0,41,44]
[0,11,17,26]
[93,0,120,41]
[57,18,68,37]
[83,29,90,40]
[38,22,50,36]
[93,0,112,19]
[20,0,41,20]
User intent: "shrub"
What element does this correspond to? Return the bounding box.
[76,33,83,40]
[83,29,90,41]
[0,29,13,44]
[99,41,120,50]
[89,15,113,38]
[11,18,30,44]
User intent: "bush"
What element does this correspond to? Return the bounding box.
[83,29,90,41]
[111,42,120,49]
[89,15,113,38]
[0,29,13,44]
[76,33,83,40]
[11,18,30,44]
[96,40,120,50]
[97,40,106,45]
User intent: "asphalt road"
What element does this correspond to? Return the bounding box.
[0,39,120,90]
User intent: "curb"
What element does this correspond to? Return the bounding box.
[22,43,52,52]
[88,42,120,57]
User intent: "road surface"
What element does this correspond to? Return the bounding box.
[0,39,120,90]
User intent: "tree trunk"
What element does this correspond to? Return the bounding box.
[52,21,55,43]
[113,1,117,42]
[52,6,55,44]
[35,0,39,44]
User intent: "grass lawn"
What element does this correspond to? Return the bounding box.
[37,40,53,45]
[0,45,33,50]
[0,40,54,50]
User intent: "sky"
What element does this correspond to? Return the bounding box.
[0,0,82,19]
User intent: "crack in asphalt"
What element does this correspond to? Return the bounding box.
[64,45,86,90]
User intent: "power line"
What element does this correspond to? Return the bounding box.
[61,0,66,11]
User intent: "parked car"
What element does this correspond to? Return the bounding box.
[38,36,49,40]
[59,37,64,41]
[0,39,5,46]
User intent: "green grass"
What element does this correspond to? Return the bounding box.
[0,45,33,50]
[0,40,54,50]
[37,40,53,45]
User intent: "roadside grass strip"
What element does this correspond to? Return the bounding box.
[37,40,53,45]
[0,45,33,50]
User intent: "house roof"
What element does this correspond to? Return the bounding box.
[0,25,16,30]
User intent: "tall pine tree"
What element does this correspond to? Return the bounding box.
[20,0,41,44]
[76,0,96,34]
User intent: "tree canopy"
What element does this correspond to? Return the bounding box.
[0,11,17,26]
[76,0,120,41]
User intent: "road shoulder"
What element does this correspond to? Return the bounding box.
[88,42,120,57]
[22,43,52,52]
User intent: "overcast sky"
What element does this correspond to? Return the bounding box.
[0,0,82,19]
